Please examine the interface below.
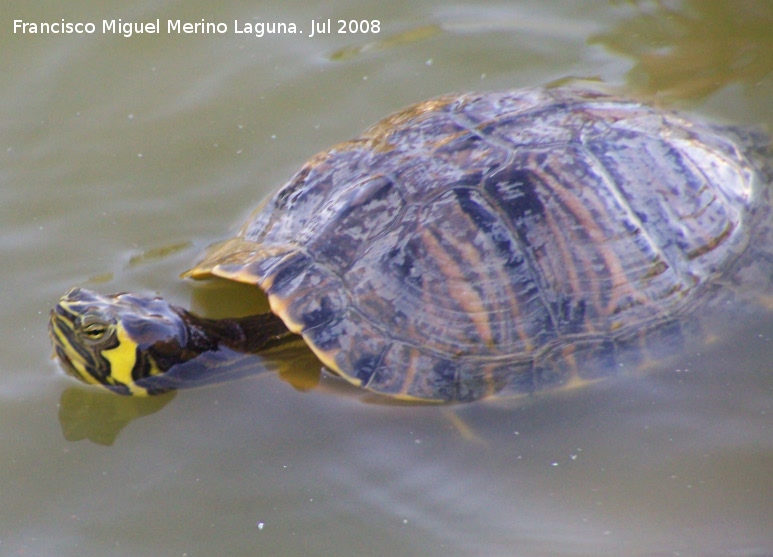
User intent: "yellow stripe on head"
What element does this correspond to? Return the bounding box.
[49,315,103,387]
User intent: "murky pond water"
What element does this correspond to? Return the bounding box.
[2,1,772,555]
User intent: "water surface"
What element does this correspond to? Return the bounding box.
[2,1,772,555]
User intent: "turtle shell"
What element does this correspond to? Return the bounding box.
[186,87,770,402]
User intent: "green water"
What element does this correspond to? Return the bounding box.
[2,0,773,555]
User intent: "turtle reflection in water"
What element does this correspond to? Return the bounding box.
[49,87,772,402]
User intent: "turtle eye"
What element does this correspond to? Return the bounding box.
[82,322,108,339]
[78,316,110,341]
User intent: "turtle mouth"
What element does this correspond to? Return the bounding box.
[49,304,95,384]
[48,290,119,388]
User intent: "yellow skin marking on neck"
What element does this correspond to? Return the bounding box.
[101,322,149,396]
[51,318,103,387]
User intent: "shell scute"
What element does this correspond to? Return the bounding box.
[308,175,405,270]
[301,308,386,384]
[262,253,351,336]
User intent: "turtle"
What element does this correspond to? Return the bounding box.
[49,87,772,402]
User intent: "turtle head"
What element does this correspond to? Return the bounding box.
[49,288,190,395]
